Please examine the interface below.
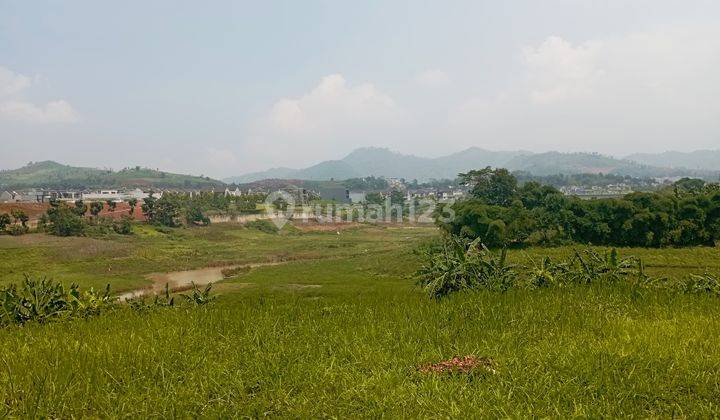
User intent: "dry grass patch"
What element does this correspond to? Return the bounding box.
[419,355,497,375]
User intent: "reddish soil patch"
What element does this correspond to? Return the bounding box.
[96,202,145,221]
[419,356,497,375]
[0,202,146,221]
[0,203,50,220]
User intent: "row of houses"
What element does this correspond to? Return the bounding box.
[0,188,154,203]
[0,186,251,204]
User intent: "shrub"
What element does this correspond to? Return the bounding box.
[126,283,175,311]
[686,273,720,296]
[0,276,114,326]
[0,213,10,232]
[45,204,86,236]
[245,219,279,234]
[415,235,517,298]
[567,248,639,284]
[112,215,134,235]
[416,235,651,298]
[7,224,28,236]
[180,282,216,305]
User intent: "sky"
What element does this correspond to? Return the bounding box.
[1,0,719,178]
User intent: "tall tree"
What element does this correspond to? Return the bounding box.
[459,167,518,207]
[127,198,138,215]
[90,202,104,218]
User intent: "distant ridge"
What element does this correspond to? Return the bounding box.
[0,161,224,190]
[225,147,720,183]
[625,150,720,171]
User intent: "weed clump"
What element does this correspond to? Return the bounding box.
[245,219,279,234]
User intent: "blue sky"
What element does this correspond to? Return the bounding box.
[1,0,719,177]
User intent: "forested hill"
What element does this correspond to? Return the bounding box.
[0,161,225,190]
[226,147,720,183]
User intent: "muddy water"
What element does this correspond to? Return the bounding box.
[117,262,283,301]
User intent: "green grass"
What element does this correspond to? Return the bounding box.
[0,224,719,416]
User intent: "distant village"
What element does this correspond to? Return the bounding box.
[1,176,648,205]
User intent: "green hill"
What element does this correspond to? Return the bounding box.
[226,147,720,183]
[0,161,225,190]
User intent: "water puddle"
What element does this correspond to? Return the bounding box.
[116,261,284,301]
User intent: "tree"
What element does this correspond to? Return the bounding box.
[73,200,88,217]
[0,213,10,232]
[141,193,157,220]
[90,202,104,218]
[459,167,518,207]
[10,209,29,228]
[185,205,210,226]
[390,189,405,206]
[106,199,117,212]
[150,197,182,227]
[127,198,138,215]
[365,192,385,205]
[45,204,85,236]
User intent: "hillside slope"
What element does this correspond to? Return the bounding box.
[625,150,720,171]
[0,161,224,190]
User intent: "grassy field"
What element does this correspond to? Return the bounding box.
[1,224,720,417]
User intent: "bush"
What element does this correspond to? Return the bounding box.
[416,235,651,298]
[45,204,86,236]
[112,216,133,235]
[0,276,114,326]
[415,235,517,298]
[0,213,10,232]
[245,219,279,234]
[7,224,28,236]
[180,282,216,305]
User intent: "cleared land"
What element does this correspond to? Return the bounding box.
[0,224,719,417]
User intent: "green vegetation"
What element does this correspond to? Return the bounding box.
[40,201,132,237]
[0,276,114,326]
[0,161,224,190]
[0,223,719,416]
[441,167,720,247]
[244,219,280,234]
[416,234,720,298]
[0,210,28,236]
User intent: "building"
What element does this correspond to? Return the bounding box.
[82,190,124,202]
[318,186,350,203]
[224,187,243,197]
[0,191,13,203]
[349,191,366,203]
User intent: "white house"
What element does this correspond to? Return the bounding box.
[0,191,13,203]
[224,187,243,197]
[82,190,123,201]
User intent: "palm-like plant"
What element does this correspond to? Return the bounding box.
[180,282,216,305]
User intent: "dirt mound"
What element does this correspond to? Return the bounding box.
[419,355,497,375]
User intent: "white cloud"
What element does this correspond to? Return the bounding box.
[449,24,720,154]
[522,36,604,104]
[0,65,80,124]
[265,74,399,135]
[242,74,403,170]
[0,100,80,124]
[414,69,451,88]
[0,66,32,97]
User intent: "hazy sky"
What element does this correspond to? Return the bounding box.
[1,0,719,177]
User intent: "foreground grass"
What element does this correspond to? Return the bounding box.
[1,224,719,416]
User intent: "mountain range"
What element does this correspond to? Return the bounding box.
[225,147,720,183]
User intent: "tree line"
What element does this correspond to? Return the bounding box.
[438,167,720,247]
